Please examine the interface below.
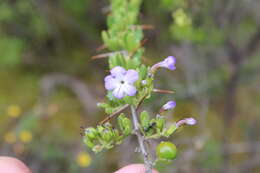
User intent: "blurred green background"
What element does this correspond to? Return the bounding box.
[0,0,260,173]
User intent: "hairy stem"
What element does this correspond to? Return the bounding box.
[130,106,153,173]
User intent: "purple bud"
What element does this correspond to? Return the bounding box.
[162,101,176,111]
[161,56,176,70]
[176,117,197,127]
[151,56,176,73]
[141,80,147,85]
[184,118,196,125]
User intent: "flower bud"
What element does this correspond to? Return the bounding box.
[112,129,121,143]
[122,117,132,136]
[117,114,132,136]
[176,117,197,127]
[101,129,113,142]
[97,125,105,134]
[161,101,176,112]
[85,127,98,140]
[117,114,125,132]
[104,122,113,129]
[185,118,197,125]
[83,136,95,148]
[156,141,177,160]
[151,56,176,73]
[92,145,103,153]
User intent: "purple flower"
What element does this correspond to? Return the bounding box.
[104,66,139,99]
[162,101,176,111]
[151,56,176,73]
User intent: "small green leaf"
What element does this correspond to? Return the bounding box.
[163,124,178,137]
[140,111,150,130]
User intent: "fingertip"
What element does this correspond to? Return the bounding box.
[0,156,31,173]
[115,164,158,173]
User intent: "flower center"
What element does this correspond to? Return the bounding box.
[120,80,125,84]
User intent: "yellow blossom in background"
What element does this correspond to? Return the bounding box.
[7,105,21,118]
[77,152,92,168]
[19,130,32,143]
[4,132,16,144]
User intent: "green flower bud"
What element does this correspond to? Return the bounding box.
[101,129,114,142]
[123,117,132,135]
[117,114,132,136]
[85,127,98,140]
[97,125,105,134]
[93,145,103,153]
[83,136,95,148]
[156,141,177,160]
[118,114,126,132]
[140,111,150,130]
[104,122,113,129]
[163,124,177,137]
[112,128,122,143]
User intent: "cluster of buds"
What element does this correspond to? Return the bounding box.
[84,114,132,153]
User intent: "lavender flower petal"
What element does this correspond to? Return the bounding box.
[124,69,139,84]
[104,75,117,90]
[112,86,125,99]
[111,66,126,77]
[123,84,137,96]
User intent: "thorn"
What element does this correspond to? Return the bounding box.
[140,24,155,30]
[91,51,127,60]
[91,53,111,60]
[96,44,107,52]
[153,89,175,94]
[130,25,155,30]
[99,104,130,125]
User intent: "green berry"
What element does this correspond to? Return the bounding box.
[156,141,177,160]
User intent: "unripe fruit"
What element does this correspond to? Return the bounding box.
[156,141,177,160]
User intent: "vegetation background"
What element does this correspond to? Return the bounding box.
[0,0,260,173]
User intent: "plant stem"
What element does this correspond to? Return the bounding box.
[130,106,153,173]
